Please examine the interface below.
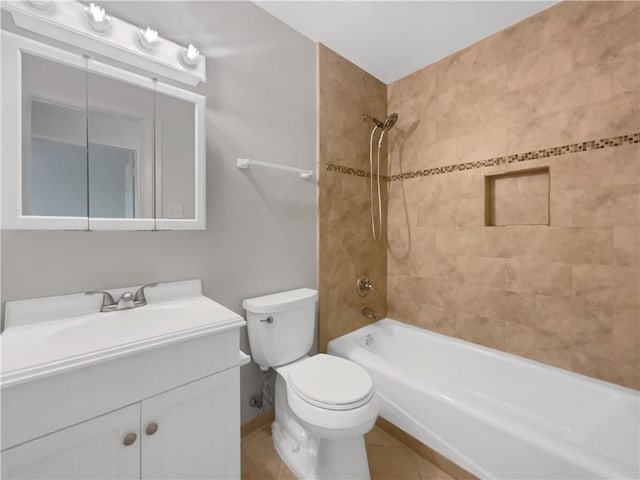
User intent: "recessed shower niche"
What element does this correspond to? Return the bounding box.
[484,167,550,227]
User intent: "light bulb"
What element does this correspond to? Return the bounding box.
[85,3,110,33]
[143,28,158,43]
[88,3,105,22]
[186,44,199,60]
[137,27,159,52]
[180,43,200,68]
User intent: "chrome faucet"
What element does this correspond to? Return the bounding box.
[361,307,379,321]
[86,283,158,312]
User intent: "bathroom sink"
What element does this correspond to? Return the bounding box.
[46,301,213,345]
[42,311,156,347]
[0,280,246,387]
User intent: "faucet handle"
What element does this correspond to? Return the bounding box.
[356,276,376,297]
[85,291,117,311]
[119,291,134,302]
[134,283,158,305]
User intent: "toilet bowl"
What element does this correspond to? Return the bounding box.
[243,289,379,479]
[273,355,378,479]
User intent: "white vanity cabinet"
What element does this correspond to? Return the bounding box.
[141,368,239,480]
[2,370,238,480]
[2,404,141,479]
[1,280,247,480]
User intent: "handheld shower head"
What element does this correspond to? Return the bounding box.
[361,112,400,241]
[362,113,399,131]
[382,113,398,131]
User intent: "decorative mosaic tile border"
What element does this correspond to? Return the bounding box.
[325,132,640,182]
[325,163,390,181]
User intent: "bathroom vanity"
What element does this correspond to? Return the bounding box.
[0,280,248,479]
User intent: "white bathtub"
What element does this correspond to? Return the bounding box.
[327,319,639,480]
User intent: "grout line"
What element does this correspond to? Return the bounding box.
[325,131,640,182]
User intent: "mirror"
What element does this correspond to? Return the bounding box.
[86,70,154,220]
[155,92,196,220]
[22,53,88,218]
[2,32,206,230]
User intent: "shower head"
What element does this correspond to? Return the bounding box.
[362,113,399,131]
[382,113,398,131]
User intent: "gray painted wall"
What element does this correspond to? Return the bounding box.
[1,1,317,423]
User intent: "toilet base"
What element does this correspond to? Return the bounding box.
[316,436,370,479]
[272,374,372,479]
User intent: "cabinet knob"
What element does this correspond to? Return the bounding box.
[145,422,159,436]
[123,432,137,446]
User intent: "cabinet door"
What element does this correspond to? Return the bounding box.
[1,404,140,480]
[141,368,240,479]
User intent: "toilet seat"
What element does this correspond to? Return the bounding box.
[287,354,374,411]
[285,380,379,434]
[275,354,378,435]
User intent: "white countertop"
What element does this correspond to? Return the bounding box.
[1,280,246,388]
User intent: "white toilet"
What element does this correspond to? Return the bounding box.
[243,288,378,479]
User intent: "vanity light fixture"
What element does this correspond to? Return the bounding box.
[27,0,50,11]
[85,3,110,33]
[2,0,206,85]
[180,43,200,68]
[137,27,159,52]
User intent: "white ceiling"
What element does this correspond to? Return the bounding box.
[255,1,557,83]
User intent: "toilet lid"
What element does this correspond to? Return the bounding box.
[287,354,373,408]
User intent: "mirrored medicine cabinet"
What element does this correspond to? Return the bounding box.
[1,32,206,230]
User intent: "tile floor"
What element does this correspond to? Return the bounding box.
[241,424,454,480]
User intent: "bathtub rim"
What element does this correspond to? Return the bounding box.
[328,317,640,397]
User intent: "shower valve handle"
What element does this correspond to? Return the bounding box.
[356,276,376,297]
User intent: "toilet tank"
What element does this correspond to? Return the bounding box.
[243,288,317,371]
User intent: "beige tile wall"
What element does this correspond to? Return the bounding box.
[317,44,388,351]
[386,1,640,389]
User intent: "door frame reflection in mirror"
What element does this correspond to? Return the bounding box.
[27,97,145,219]
[1,31,206,231]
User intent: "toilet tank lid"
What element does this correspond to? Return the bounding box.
[242,288,318,314]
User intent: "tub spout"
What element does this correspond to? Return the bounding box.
[361,307,379,321]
